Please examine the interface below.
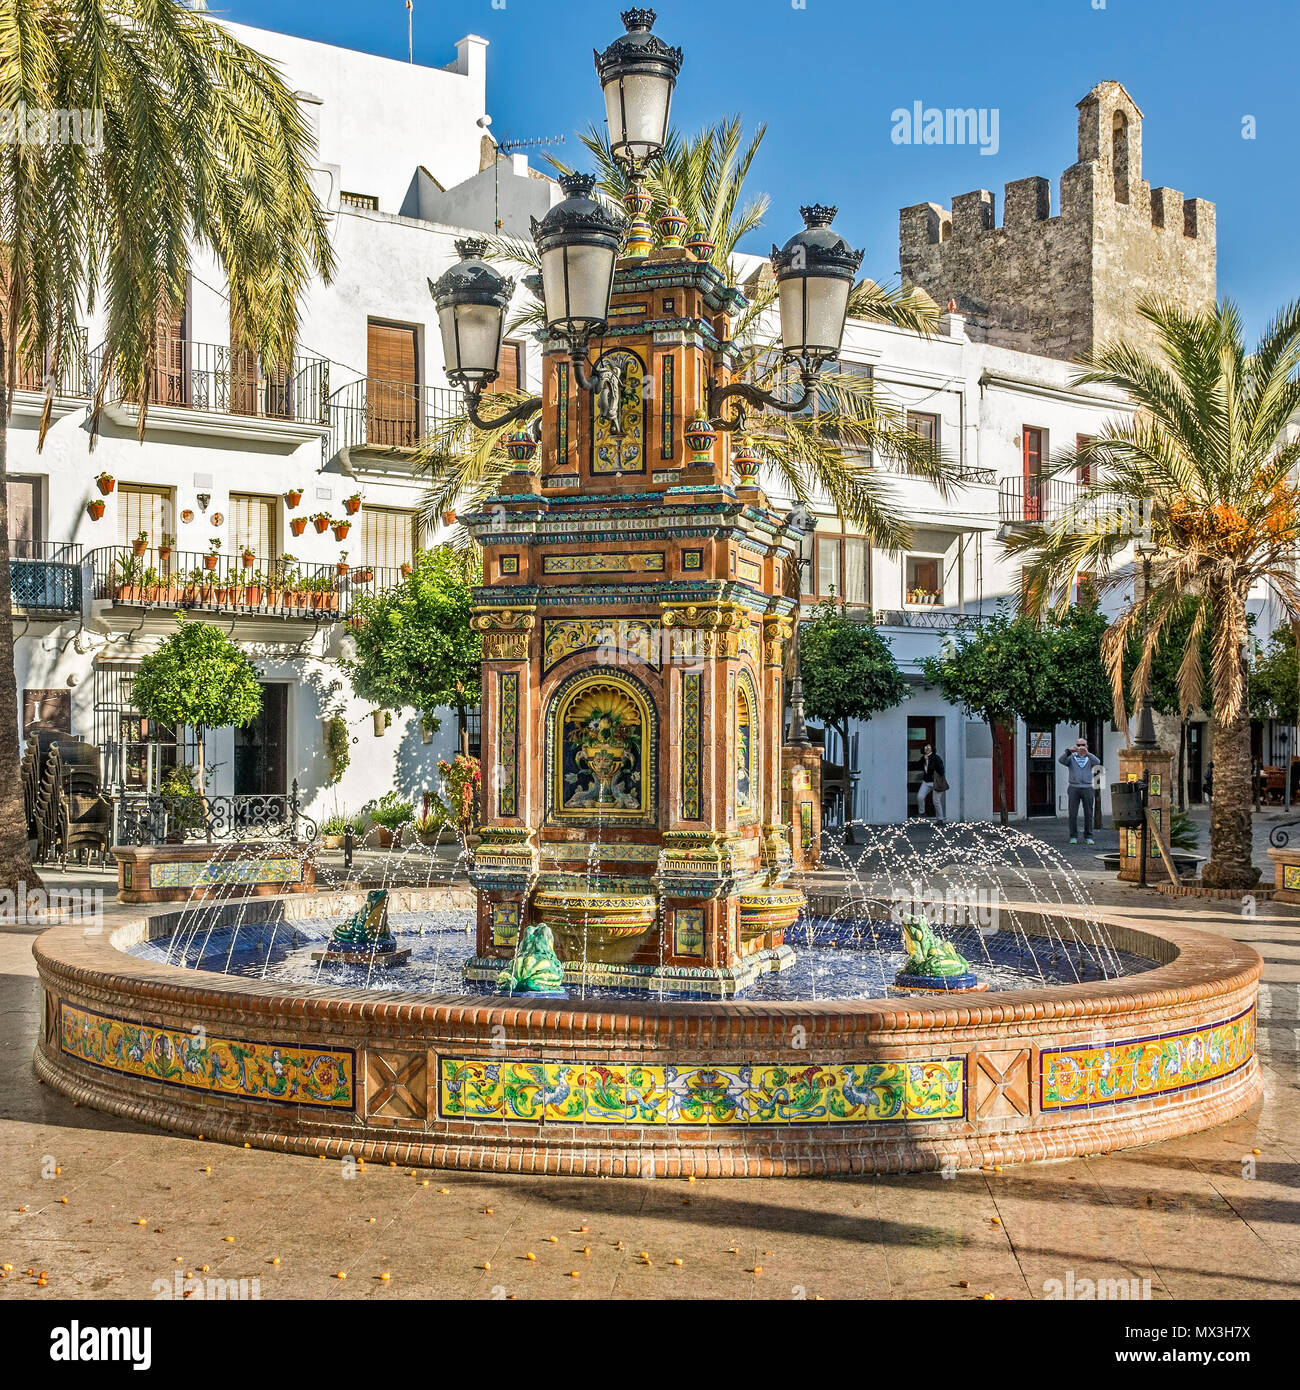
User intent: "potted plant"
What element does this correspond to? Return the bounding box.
[335,550,350,577]
[159,764,204,843]
[290,515,308,537]
[87,498,106,520]
[285,487,304,509]
[312,512,331,534]
[242,569,264,606]
[437,754,482,846]
[203,537,221,571]
[414,799,450,847]
[441,508,456,527]
[343,491,362,515]
[332,518,351,542]
[400,560,413,578]
[240,542,256,569]
[131,529,149,558]
[353,565,373,584]
[95,471,115,495]
[319,810,362,851]
[365,790,413,850]
[371,708,392,737]
[158,532,175,564]
[114,552,141,601]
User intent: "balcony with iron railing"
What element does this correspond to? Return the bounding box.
[87,546,411,623]
[8,541,84,618]
[327,376,466,459]
[87,339,330,443]
[998,476,1136,537]
[998,476,1080,527]
[11,328,92,413]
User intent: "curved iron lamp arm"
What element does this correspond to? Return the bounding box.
[707,369,819,432]
[465,385,544,432]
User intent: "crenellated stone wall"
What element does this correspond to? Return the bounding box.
[899,82,1216,362]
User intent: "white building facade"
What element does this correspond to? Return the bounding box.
[12,23,1257,833]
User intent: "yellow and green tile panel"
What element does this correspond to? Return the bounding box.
[60,1002,354,1108]
[439,1058,965,1125]
[1041,1007,1254,1110]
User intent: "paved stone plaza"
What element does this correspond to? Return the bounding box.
[2,810,1296,1301]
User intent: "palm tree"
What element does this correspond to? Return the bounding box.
[417,117,949,538]
[1008,297,1300,888]
[0,0,334,892]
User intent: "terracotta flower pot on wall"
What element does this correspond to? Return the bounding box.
[87,499,106,520]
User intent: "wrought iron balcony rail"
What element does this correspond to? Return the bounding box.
[87,339,329,425]
[87,546,411,621]
[13,328,92,399]
[873,608,993,630]
[8,541,84,616]
[328,375,466,453]
[998,476,1136,536]
[110,783,317,846]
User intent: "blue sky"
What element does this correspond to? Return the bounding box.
[219,0,1299,338]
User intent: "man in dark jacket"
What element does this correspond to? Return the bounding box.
[918,744,946,820]
[1060,737,1102,844]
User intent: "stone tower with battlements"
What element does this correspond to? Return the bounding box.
[899,82,1216,362]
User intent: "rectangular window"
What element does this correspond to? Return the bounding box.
[6,477,41,554]
[813,534,870,606]
[487,340,525,395]
[230,493,277,562]
[367,320,421,447]
[907,411,939,445]
[1023,426,1047,522]
[906,555,943,605]
[117,486,173,549]
[1023,426,1046,477]
[1076,432,1094,486]
[358,506,419,573]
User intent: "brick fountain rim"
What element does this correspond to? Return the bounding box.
[31,888,1264,1176]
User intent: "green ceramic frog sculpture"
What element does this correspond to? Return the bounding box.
[900,913,971,978]
[498,921,565,994]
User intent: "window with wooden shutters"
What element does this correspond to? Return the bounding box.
[6,477,40,555]
[153,300,188,407]
[813,534,870,606]
[117,486,173,548]
[1076,432,1094,486]
[367,320,421,447]
[358,507,418,573]
[230,493,277,562]
[486,340,524,395]
[1022,426,1047,521]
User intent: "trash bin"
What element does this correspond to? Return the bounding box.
[1109,781,1146,828]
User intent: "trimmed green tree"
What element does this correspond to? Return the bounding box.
[130,615,263,794]
[344,548,482,751]
[1250,625,1299,725]
[799,601,907,822]
[921,608,1056,825]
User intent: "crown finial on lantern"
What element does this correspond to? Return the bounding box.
[621,7,657,30]
[799,204,838,228]
[455,237,489,260]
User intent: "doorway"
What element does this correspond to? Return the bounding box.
[1187,722,1205,804]
[234,683,288,796]
[1026,726,1056,817]
[907,717,937,817]
[992,721,1016,815]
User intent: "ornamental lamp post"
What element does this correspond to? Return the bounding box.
[595,8,682,259]
[531,172,626,388]
[429,239,542,432]
[430,238,511,388]
[595,8,681,169]
[708,205,864,431]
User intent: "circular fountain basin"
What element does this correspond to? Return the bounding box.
[33,886,1262,1177]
